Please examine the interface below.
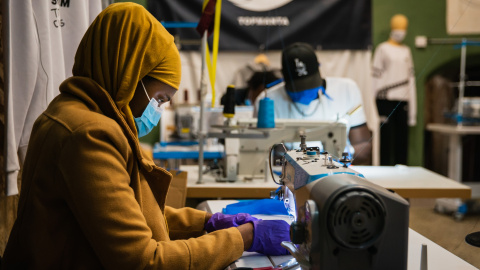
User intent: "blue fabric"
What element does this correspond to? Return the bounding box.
[223,199,289,215]
[159,141,198,146]
[266,78,284,88]
[134,98,163,137]
[286,86,332,105]
[286,87,319,105]
[319,86,333,100]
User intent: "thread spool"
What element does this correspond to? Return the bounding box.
[257,97,275,128]
[223,85,236,118]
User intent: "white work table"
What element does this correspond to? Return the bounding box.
[354,165,471,199]
[426,123,480,182]
[180,165,471,199]
[202,200,478,270]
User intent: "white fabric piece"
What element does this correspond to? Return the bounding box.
[4,0,102,195]
[372,42,417,126]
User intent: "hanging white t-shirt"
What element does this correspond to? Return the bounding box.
[371,41,417,126]
[4,1,103,195]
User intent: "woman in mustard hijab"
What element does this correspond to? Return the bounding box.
[1,3,292,269]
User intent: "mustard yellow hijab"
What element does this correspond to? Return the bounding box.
[72,2,180,127]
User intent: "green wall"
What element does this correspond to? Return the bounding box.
[123,0,480,164]
[373,0,480,166]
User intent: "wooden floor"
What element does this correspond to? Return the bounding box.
[409,199,480,269]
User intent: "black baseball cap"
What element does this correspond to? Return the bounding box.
[281,42,322,92]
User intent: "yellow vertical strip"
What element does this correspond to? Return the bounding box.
[202,0,208,9]
[210,0,222,107]
[202,0,221,108]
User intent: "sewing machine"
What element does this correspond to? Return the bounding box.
[159,105,254,144]
[208,118,347,182]
[160,107,348,184]
[271,135,410,270]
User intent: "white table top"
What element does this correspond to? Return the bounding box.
[203,200,478,270]
[181,165,471,199]
[353,165,471,198]
[426,123,480,135]
[181,165,279,199]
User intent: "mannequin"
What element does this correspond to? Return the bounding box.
[372,14,416,166]
[388,14,409,46]
[229,53,282,104]
[254,53,270,67]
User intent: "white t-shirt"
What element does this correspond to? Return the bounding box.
[255,77,367,153]
[4,1,103,195]
[372,41,416,126]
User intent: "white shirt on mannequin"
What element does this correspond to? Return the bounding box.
[372,42,416,126]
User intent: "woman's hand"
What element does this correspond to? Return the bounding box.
[247,220,290,255]
[237,223,254,250]
[204,212,213,225]
[204,212,258,233]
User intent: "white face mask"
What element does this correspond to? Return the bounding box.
[390,29,406,43]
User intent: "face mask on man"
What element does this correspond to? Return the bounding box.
[134,80,164,137]
[286,86,322,105]
[390,29,406,43]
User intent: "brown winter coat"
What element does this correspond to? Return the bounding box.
[2,76,244,270]
[2,3,243,269]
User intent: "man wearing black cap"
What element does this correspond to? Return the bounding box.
[255,42,372,165]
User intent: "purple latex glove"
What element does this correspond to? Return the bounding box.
[204,212,259,233]
[247,220,291,256]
